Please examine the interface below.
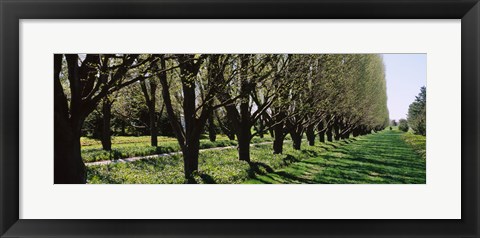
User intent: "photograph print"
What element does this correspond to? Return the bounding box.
[54,54,426,184]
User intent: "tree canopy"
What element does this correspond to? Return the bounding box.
[55,54,390,183]
[407,86,426,136]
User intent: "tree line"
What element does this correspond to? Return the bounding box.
[54,54,389,184]
[397,86,426,136]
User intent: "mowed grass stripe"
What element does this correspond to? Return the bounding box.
[245,130,426,184]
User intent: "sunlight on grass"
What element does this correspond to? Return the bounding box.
[81,135,273,163]
[246,130,426,184]
[86,130,426,184]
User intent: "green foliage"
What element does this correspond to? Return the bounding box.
[398,119,409,132]
[390,120,397,126]
[401,132,426,160]
[407,86,426,136]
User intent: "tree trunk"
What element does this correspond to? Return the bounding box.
[291,131,303,150]
[334,122,341,141]
[237,128,251,162]
[182,138,200,183]
[101,98,112,151]
[318,121,325,143]
[326,125,333,142]
[54,54,86,184]
[54,117,86,184]
[273,124,284,154]
[352,128,359,137]
[306,125,315,146]
[208,112,216,142]
[121,120,126,135]
[319,131,325,143]
[149,104,158,147]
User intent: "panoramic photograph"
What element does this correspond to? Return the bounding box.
[54,54,426,184]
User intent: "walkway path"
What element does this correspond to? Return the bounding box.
[85,141,274,166]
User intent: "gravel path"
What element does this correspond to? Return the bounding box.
[85,141,274,166]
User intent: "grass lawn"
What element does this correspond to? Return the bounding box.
[81,134,273,163]
[401,132,426,160]
[246,129,426,184]
[86,129,426,184]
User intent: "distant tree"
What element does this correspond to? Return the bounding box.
[140,74,160,147]
[390,119,397,126]
[398,119,409,132]
[407,86,426,136]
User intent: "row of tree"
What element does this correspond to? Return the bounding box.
[395,86,426,136]
[54,54,389,184]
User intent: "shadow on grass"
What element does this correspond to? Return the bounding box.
[248,162,275,178]
[199,173,217,184]
[248,130,426,184]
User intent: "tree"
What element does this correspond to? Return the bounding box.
[54,54,162,183]
[100,94,113,150]
[140,74,160,147]
[158,54,237,181]
[55,53,391,184]
[407,86,426,136]
[398,119,409,132]
[217,54,281,162]
[390,119,397,126]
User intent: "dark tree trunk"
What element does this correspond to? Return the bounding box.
[319,132,325,143]
[272,111,287,154]
[333,122,341,141]
[273,135,284,154]
[149,104,158,147]
[326,125,333,142]
[288,117,304,150]
[291,130,303,150]
[54,54,86,184]
[140,79,158,147]
[182,137,200,183]
[306,125,315,146]
[208,112,216,142]
[352,128,359,137]
[121,120,126,135]
[273,124,285,154]
[318,121,325,143]
[237,129,251,162]
[54,116,86,184]
[341,127,351,139]
[101,98,112,151]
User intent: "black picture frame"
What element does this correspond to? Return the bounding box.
[1,0,479,237]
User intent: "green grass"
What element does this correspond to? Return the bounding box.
[246,130,426,184]
[86,141,305,184]
[86,130,426,184]
[81,135,273,163]
[401,132,426,160]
